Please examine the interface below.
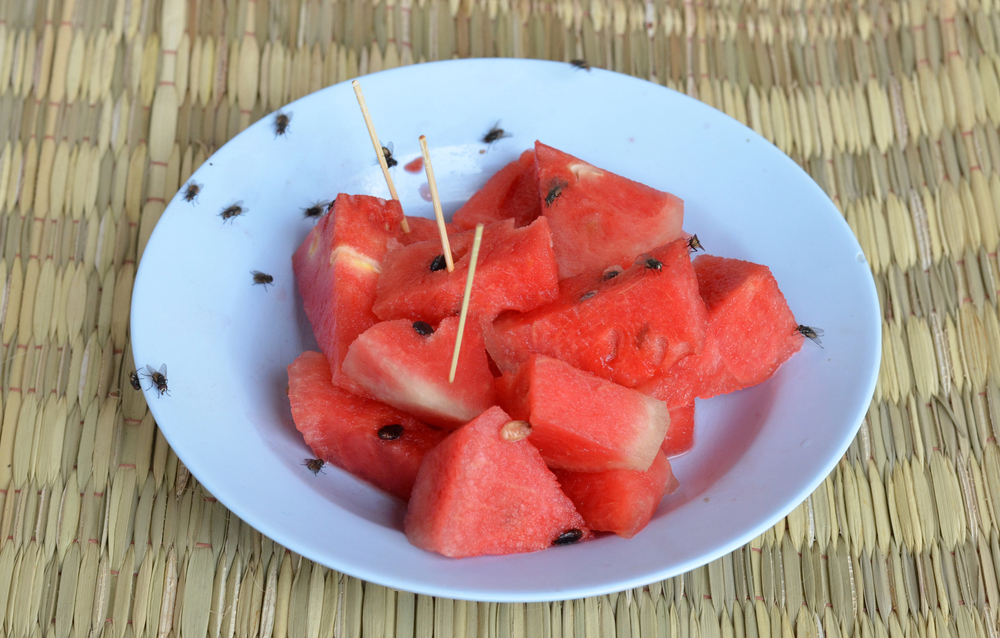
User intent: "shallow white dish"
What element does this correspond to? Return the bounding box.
[131,58,880,602]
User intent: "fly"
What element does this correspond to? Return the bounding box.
[638,254,663,273]
[797,325,824,347]
[220,201,247,223]
[482,121,511,146]
[381,142,397,168]
[274,111,292,136]
[686,234,704,253]
[570,59,591,71]
[303,458,325,475]
[303,201,330,219]
[545,179,567,207]
[252,271,273,287]
[144,364,169,397]
[182,181,203,203]
[129,370,141,390]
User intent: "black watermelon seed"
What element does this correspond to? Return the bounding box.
[553,529,583,545]
[430,255,447,271]
[413,321,435,336]
[378,424,404,440]
[602,267,622,280]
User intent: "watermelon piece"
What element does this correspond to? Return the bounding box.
[404,406,591,557]
[534,141,685,279]
[287,351,446,501]
[638,255,803,405]
[373,217,560,324]
[495,355,669,472]
[341,316,497,429]
[488,239,708,387]
[292,194,404,389]
[452,150,541,230]
[555,451,679,539]
[662,403,694,457]
[401,216,457,246]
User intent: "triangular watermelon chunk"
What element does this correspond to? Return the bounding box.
[451,150,541,230]
[341,316,497,429]
[638,255,803,405]
[534,141,685,279]
[488,239,708,388]
[287,352,447,501]
[404,406,591,557]
[373,217,559,324]
[554,451,678,539]
[495,355,669,472]
[292,194,404,390]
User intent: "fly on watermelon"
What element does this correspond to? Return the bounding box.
[638,254,663,273]
[545,179,568,207]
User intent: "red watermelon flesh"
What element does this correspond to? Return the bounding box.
[534,141,685,279]
[341,316,497,429]
[662,403,694,457]
[373,217,559,324]
[638,255,803,406]
[495,355,669,472]
[404,406,591,557]
[555,451,678,539]
[287,351,446,501]
[488,239,708,388]
[292,194,404,389]
[400,216,457,246]
[452,150,541,230]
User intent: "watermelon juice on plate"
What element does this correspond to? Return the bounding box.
[130,58,880,601]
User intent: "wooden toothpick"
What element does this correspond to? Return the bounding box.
[419,135,454,272]
[352,80,410,234]
[449,224,484,383]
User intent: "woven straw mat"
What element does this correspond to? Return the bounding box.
[0,0,993,636]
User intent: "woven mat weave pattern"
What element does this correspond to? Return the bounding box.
[0,0,992,636]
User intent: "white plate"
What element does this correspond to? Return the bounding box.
[131,58,880,602]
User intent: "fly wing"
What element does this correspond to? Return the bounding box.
[158,364,167,376]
